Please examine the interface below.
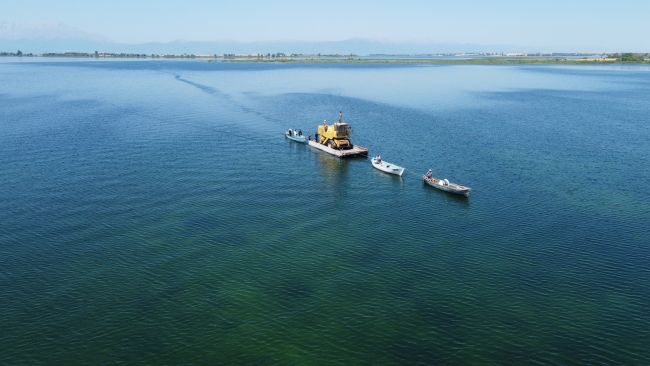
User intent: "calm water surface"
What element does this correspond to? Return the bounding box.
[1,59,649,364]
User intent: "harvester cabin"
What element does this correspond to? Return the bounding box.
[333,123,350,137]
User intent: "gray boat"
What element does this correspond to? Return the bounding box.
[422,174,471,197]
[285,131,306,143]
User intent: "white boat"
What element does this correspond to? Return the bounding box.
[422,174,471,197]
[285,131,306,143]
[371,157,404,176]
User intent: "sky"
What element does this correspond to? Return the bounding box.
[2,0,649,50]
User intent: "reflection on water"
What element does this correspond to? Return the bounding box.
[370,166,405,186]
[313,149,351,178]
[285,136,308,154]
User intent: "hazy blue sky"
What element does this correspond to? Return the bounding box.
[2,0,649,49]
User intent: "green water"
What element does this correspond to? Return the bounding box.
[1,60,649,364]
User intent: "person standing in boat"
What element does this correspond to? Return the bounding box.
[425,169,432,179]
[339,111,343,122]
[288,127,293,137]
[298,129,302,137]
[376,154,381,163]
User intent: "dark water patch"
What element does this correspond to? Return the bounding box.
[385,336,443,365]
[414,299,464,329]
[282,278,313,299]
[184,214,222,236]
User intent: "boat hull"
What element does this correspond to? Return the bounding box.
[285,132,306,143]
[371,157,404,176]
[422,175,471,197]
[308,140,368,158]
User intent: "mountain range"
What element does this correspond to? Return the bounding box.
[0,22,592,55]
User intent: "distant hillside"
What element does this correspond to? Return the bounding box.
[0,38,548,55]
[0,22,107,41]
[0,23,530,55]
[0,22,604,55]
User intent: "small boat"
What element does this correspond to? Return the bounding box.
[285,131,306,143]
[371,157,404,176]
[422,174,471,197]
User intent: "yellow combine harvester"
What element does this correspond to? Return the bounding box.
[309,119,368,158]
[317,120,353,149]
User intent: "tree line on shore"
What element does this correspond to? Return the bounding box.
[0,50,208,58]
[1,50,648,61]
[607,53,648,61]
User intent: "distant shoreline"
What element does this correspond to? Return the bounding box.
[2,52,649,64]
[222,58,650,65]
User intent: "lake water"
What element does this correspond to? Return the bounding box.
[1,59,649,364]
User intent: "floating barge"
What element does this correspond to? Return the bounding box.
[308,140,368,158]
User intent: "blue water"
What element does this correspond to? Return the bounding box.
[1,59,649,364]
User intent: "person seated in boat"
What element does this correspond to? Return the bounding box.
[376,155,381,164]
[308,134,312,141]
[443,179,449,186]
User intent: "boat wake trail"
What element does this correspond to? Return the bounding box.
[173,75,231,99]
[172,74,295,130]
